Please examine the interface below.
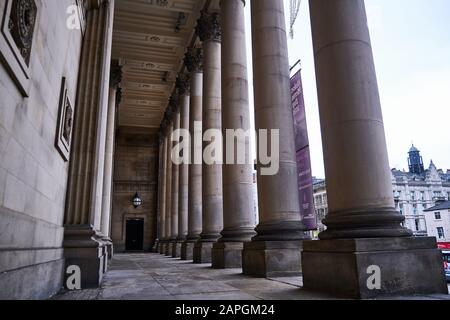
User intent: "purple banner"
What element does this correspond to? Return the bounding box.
[291,70,317,230]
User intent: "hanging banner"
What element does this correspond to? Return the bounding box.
[291,69,317,230]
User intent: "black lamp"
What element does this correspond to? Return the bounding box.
[132,192,142,209]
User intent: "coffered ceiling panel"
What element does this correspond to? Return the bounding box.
[112,0,207,131]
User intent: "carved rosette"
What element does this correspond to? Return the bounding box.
[9,0,37,65]
[176,73,190,96]
[184,47,203,73]
[195,10,221,43]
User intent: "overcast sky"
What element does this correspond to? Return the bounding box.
[244,0,450,178]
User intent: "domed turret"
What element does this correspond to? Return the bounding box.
[408,144,424,174]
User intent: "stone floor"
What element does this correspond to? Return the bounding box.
[52,253,450,300]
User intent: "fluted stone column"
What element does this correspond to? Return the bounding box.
[181,48,204,260]
[170,99,181,257]
[164,120,173,256]
[158,130,169,254]
[63,0,114,288]
[176,74,190,258]
[302,0,448,298]
[212,0,256,269]
[242,0,310,277]
[100,61,122,260]
[193,11,224,264]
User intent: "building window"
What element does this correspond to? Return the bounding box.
[423,203,427,209]
[415,219,420,231]
[437,227,445,239]
[411,191,415,200]
[435,212,441,220]
[413,204,417,215]
[434,191,441,198]
[399,203,403,214]
[420,191,425,200]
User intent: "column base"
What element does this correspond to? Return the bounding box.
[152,240,159,253]
[181,240,196,260]
[159,241,167,254]
[63,225,107,289]
[302,237,449,299]
[242,240,303,277]
[101,237,114,261]
[212,242,244,269]
[164,241,172,256]
[172,241,182,258]
[193,241,213,264]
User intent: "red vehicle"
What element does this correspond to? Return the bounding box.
[438,243,450,282]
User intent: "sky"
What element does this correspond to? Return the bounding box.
[244,0,450,179]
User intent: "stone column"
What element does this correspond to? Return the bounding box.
[170,98,181,257]
[63,0,115,288]
[100,61,122,260]
[175,74,190,258]
[302,0,448,298]
[242,0,310,278]
[181,48,204,260]
[158,129,169,254]
[164,119,173,256]
[212,0,256,269]
[154,132,164,253]
[193,11,224,264]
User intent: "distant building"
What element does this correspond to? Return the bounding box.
[314,145,450,237]
[424,200,450,243]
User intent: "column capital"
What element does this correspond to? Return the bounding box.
[195,11,221,43]
[176,73,191,96]
[86,0,111,11]
[110,60,122,89]
[184,47,203,73]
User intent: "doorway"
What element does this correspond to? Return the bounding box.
[125,218,144,251]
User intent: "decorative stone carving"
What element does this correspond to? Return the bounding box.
[0,0,38,96]
[55,77,73,161]
[195,10,221,43]
[176,73,190,96]
[184,47,203,73]
[168,94,180,113]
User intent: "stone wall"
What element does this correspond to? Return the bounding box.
[111,128,158,252]
[0,0,83,299]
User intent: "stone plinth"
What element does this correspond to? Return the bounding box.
[172,241,182,258]
[242,241,303,277]
[302,237,449,299]
[212,242,244,269]
[181,241,196,260]
[63,226,107,289]
[193,241,213,264]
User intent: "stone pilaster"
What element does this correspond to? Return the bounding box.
[193,11,224,264]
[242,0,310,277]
[302,0,448,298]
[63,0,115,288]
[212,0,256,269]
[176,74,190,258]
[100,60,122,260]
[170,96,181,257]
[181,47,203,260]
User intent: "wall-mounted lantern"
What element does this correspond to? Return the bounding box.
[132,192,142,209]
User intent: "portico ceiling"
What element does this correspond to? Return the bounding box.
[112,0,210,132]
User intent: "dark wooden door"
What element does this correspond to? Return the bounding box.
[125,219,144,251]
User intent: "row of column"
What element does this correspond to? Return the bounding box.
[156,0,447,298]
[156,0,309,275]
